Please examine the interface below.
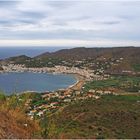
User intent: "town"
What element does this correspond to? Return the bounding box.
[0,54,140,120]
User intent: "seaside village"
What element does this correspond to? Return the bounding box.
[0,64,127,119]
[0,64,119,119]
[23,82,118,119]
[0,63,122,119]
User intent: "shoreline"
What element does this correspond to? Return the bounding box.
[0,71,86,95]
[65,73,85,95]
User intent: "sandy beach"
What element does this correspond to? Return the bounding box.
[64,74,85,95]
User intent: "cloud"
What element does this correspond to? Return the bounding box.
[0,0,140,46]
[0,1,18,8]
[0,39,139,47]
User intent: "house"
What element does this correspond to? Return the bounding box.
[104,91,112,94]
[87,93,93,98]
[27,110,36,116]
[64,99,71,102]
[75,90,81,95]
[93,95,100,99]
[89,89,96,93]
[37,111,44,117]
[50,102,59,107]
[96,90,104,94]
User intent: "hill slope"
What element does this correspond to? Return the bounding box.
[1,47,140,72]
[45,95,140,139]
[0,109,40,139]
[36,47,140,60]
[36,47,140,72]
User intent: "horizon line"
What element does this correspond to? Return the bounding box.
[0,39,139,47]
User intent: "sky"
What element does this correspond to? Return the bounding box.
[0,0,140,47]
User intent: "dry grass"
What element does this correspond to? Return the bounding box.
[0,99,41,139]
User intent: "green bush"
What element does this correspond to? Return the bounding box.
[0,92,6,101]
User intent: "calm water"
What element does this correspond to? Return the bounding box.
[0,47,70,59]
[0,72,77,95]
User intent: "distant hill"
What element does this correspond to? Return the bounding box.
[1,55,31,65]
[36,47,140,72]
[36,47,140,60]
[1,47,140,73]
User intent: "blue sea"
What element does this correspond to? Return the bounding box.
[0,72,77,95]
[0,46,68,59]
[0,47,76,95]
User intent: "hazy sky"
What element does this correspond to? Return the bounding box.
[0,0,140,47]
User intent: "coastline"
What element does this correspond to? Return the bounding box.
[65,73,85,95]
[0,64,92,94]
[0,70,86,95]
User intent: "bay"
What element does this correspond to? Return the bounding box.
[0,72,77,95]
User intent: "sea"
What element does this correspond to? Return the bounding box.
[0,46,68,59]
[0,72,77,95]
[0,47,76,95]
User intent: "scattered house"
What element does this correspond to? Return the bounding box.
[59,96,65,99]
[89,89,96,93]
[18,98,22,101]
[37,111,44,117]
[50,102,58,107]
[42,93,50,98]
[104,90,112,94]
[93,95,100,99]
[23,124,28,127]
[38,105,45,109]
[67,94,71,97]
[96,90,104,94]
[87,93,93,98]
[64,98,71,102]
[27,110,36,116]
[75,90,81,95]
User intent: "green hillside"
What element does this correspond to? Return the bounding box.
[42,94,140,139]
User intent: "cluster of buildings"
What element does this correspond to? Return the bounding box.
[1,64,105,80]
[25,87,102,119]
[88,89,118,95]
[25,84,119,119]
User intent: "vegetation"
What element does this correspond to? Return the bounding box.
[0,92,6,101]
[1,89,140,138]
[0,93,41,139]
[84,76,140,92]
[41,94,140,139]
[0,47,140,138]
[132,64,140,71]
[1,47,140,74]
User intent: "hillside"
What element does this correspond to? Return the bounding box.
[1,55,31,65]
[44,94,140,139]
[0,110,40,139]
[0,93,41,139]
[1,47,140,74]
[36,47,139,60]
